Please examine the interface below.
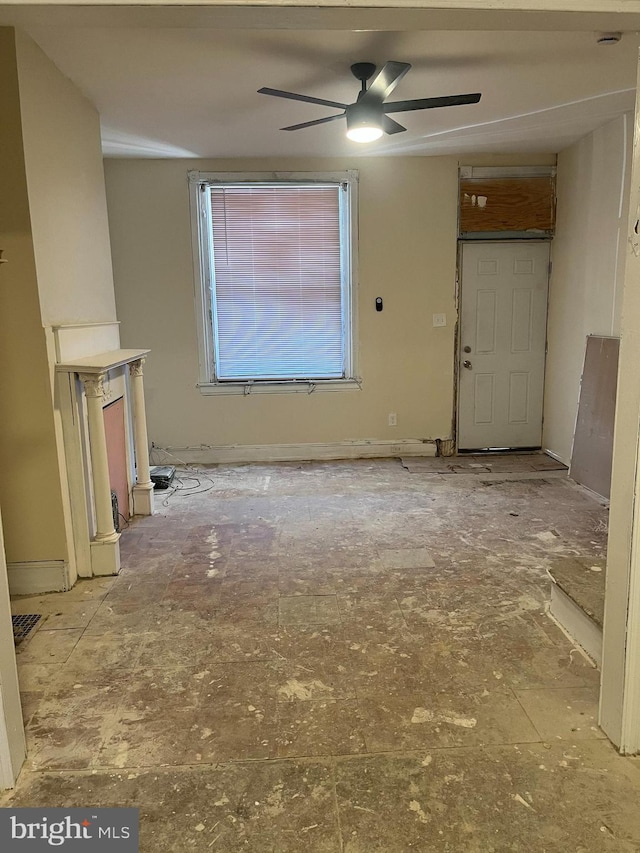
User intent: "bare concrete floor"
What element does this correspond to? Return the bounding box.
[4,457,640,851]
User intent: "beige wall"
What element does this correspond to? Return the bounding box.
[0,27,120,581]
[15,31,117,327]
[11,30,120,581]
[0,28,68,563]
[107,157,461,451]
[543,114,632,464]
[106,154,556,455]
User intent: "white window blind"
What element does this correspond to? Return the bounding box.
[208,184,346,381]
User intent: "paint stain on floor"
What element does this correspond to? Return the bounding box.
[5,457,640,852]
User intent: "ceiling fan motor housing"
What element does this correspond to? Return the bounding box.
[350,62,377,84]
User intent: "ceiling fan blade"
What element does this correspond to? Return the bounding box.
[381,115,406,135]
[281,113,346,132]
[360,61,411,105]
[258,87,348,111]
[383,93,482,114]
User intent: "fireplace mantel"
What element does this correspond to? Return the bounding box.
[56,344,154,579]
[56,348,150,375]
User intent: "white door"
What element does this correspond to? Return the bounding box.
[458,241,550,450]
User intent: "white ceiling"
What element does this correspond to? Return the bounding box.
[1,5,639,158]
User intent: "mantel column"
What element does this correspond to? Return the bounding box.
[79,372,120,577]
[129,358,155,516]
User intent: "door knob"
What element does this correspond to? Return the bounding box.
[463,360,472,369]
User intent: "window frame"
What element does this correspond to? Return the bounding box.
[189,170,360,395]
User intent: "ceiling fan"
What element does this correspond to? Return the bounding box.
[258,61,482,143]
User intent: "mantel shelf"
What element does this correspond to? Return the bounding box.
[56,348,151,374]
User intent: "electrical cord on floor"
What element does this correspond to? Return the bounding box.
[149,445,216,506]
[160,474,215,507]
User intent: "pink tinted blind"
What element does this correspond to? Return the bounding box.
[209,184,344,380]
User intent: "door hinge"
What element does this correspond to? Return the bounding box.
[548,260,553,277]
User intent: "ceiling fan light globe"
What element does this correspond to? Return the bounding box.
[345,103,384,143]
[346,124,383,143]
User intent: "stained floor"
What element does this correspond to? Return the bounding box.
[4,457,640,851]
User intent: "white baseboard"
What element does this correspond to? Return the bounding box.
[549,583,602,667]
[7,560,71,596]
[543,447,569,465]
[161,439,438,465]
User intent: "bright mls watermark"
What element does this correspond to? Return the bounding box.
[0,809,139,850]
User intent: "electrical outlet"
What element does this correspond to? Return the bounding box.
[433,313,447,327]
[388,413,397,427]
[389,445,403,455]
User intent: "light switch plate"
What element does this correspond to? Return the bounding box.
[433,313,447,327]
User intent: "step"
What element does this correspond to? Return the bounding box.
[548,556,605,667]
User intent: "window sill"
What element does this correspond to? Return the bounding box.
[197,379,362,396]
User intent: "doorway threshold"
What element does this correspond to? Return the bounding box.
[457,446,542,454]
[401,451,567,478]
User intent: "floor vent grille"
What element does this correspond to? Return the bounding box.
[12,614,42,645]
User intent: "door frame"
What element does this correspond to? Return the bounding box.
[0,510,26,788]
[600,51,640,754]
[455,238,552,452]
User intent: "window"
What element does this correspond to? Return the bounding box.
[190,171,359,394]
